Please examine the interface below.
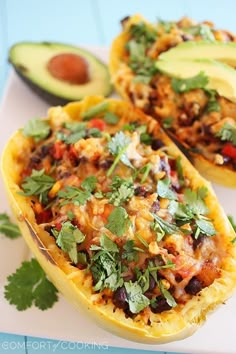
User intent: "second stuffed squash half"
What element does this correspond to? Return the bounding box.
[109,15,236,187]
[1,96,236,344]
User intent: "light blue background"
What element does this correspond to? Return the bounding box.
[0,0,235,353]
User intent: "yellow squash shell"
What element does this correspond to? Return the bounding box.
[1,96,236,343]
[109,15,236,188]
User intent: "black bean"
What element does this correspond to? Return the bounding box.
[30,156,41,164]
[113,287,128,310]
[185,277,203,295]
[99,159,113,169]
[150,200,160,213]
[148,276,156,291]
[181,33,193,41]
[40,144,52,158]
[44,225,54,235]
[150,295,172,313]
[151,139,164,151]
[178,113,194,127]
[134,186,148,197]
[192,234,206,250]
[160,157,171,175]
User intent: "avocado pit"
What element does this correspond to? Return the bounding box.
[47,53,90,85]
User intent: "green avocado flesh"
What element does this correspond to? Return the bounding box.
[9,42,112,105]
[155,58,236,103]
[159,41,236,67]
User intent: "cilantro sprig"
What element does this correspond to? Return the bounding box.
[215,123,236,146]
[107,132,134,176]
[19,169,55,205]
[106,176,134,206]
[4,258,58,311]
[0,213,21,239]
[183,24,215,41]
[169,187,216,238]
[124,281,150,313]
[157,177,177,200]
[58,176,97,206]
[22,118,50,142]
[105,206,131,237]
[52,221,85,263]
[89,234,123,291]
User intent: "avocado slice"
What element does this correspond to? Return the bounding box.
[9,42,112,105]
[159,41,236,67]
[155,58,236,103]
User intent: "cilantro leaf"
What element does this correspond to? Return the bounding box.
[158,280,177,308]
[0,213,21,239]
[124,281,150,314]
[100,233,119,252]
[22,118,50,142]
[58,186,91,206]
[171,71,208,93]
[205,90,220,113]
[107,132,134,176]
[81,101,109,120]
[157,178,177,200]
[58,130,86,144]
[107,176,134,206]
[157,19,175,33]
[151,213,179,238]
[216,123,236,146]
[4,258,58,311]
[122,240,140,262]
[81,176,97,193]
[52,221,85,263]
[58,176,97,206]
[176,156,185,187]
[130,22,157,45]
[127,40,157,84]
[162,117,174,129]
[19,169,55,205]
[228,215,236,232]
[105,206,130,237]
[64,121,87,132]
[184,187,209,216]
[90,235,122,291]
[104,112,119,125]
[195,219,216,236]
[183,24,215,41]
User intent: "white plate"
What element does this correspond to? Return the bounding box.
[0,47,236,354]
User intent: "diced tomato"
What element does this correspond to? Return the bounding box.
[222,143,236,159]
[21,167,32,179]
[35,209,52,224]
[55,222,62,231]
[69,145,78,158]
[51,141,66,159]
[89,119,106,131]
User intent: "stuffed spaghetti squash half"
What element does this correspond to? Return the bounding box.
[109,15,236,187]
[1,96,236,343]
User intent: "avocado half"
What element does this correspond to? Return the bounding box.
[9,42,112,105]
[159,40,236,67]
[155,58,236,103]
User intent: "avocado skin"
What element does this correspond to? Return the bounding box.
[12,66,79,106]
[9,42,113,105]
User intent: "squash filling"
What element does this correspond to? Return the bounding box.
[17,101,224,318]
[111,16,236,170]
